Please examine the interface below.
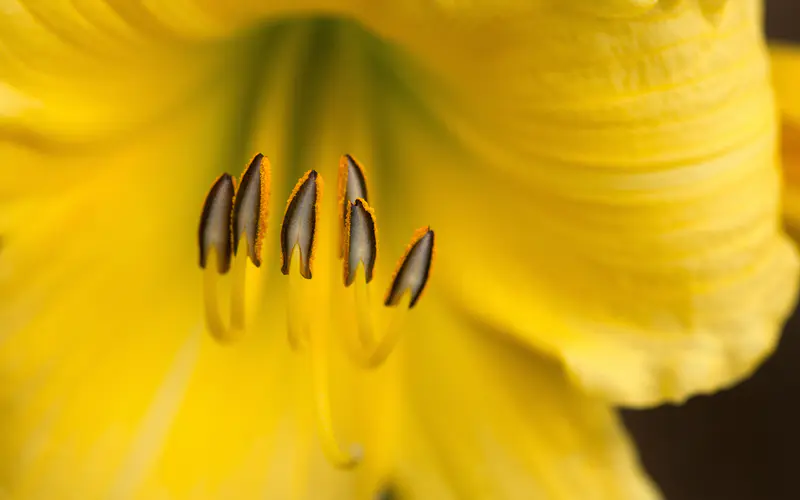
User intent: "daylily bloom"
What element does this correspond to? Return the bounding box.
[0,1,797,499]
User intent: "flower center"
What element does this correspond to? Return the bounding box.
[197,153,435,469]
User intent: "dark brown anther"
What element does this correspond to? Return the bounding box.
[385,228,435,308]
[198,174,236,274]
[338,154,368,257]
[232,153,270,267]
[343,198,377,286]
[280,170,321,279]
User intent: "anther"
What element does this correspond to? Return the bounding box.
[233,153,270,267]
[198,174,235,274]
[343,198,377,287]
[345,228,434,369]
[281,170,322,279]
[385,228,435,308]
[338,154,368,257]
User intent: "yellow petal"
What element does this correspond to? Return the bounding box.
[771,43,800,123]
[393,300,660,499]
[770,43,800,230]
[362,1,800,406]
[781,120,800,232]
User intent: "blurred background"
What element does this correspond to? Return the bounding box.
[622,3,800,498]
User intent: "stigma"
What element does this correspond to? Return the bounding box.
[197,153,435,468]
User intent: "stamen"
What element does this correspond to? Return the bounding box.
[278,169,361,468]
[202,242,247,343]
[384,228,435,308]
[345,278,408,369]
[198,174,237,341]
[310,317,363,469]
[353,266,376,348]
[358,294,410,369]
[198,174,235,274]
[198,173,252,343]
[348,228,435,369]
[286,251,311,350]
[196,153,437,467]
[343,198,377,287]
[233,153,271,267]
[203,249,228,340]
[338,154,369,257]
[228,240,248,334]
[342,199,379,348]
[281,170,322,279]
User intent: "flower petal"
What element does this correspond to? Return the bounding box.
[388,301,661,499]
[781,120,800,231]
[770,43,800,230]
[771,43,800,123]
[0,14,329,495]
[361,1,800,406]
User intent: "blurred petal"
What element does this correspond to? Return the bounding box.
[771,43,800,123]
[771,43,800,229]
[781,121,800,231]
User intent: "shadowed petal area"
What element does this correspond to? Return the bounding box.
[771,43,800,124]
[771,43,800,229]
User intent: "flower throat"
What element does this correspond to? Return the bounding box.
[197,153,435,468]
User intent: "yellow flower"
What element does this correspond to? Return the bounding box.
[0,1,796,499]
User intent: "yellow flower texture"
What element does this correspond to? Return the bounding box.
[0,0,797,498]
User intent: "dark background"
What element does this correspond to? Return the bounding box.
[622,2,800,498]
